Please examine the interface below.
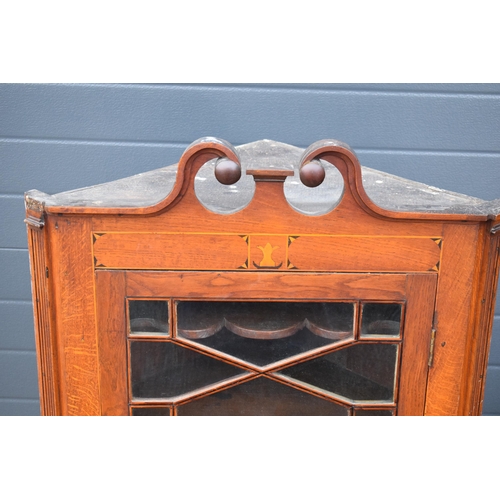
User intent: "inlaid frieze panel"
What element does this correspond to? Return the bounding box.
[93,232,442,272]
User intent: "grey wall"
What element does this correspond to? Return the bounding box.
[1,83,499,415]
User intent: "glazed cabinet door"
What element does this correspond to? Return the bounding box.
[95,271,437,416]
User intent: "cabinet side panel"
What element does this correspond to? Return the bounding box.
[461,227,500,415]
[48,216,100,415]
[26,224,59,415]
[425,224,479,415]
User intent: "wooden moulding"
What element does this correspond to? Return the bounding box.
[297,139,489,222]
[24,195,45,229]
[43,138,241,215]
[40,137,492,221]
[26,221,60,416]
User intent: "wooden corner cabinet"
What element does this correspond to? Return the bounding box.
[25,138,500,416]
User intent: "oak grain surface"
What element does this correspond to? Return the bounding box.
[424,224,479,415]
[47,216,100,415]
[95,271,128,415]
[398,274,437,415]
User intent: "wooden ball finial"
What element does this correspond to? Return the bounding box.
[299,161,325,187]
[215,158,241,185]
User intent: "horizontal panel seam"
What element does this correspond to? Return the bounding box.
[356,148,500,157]
[0,397,39,402]
[0,194,24,199]
[0,299,32,304]
[0,137,190,148]
[172,84,500,97]
[1,137,500,156]
[0,349,36,354]
[30,82,500,97]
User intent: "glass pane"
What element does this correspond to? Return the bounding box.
[303,302,354,338]
[285,160,344,216]
[279,343,398,402]
[130,341,248,399]
[354,409,394,416]
[194,158,255,215]
[177,376,349,416]
[361,303,402,337]
[129,300,169,335]
[176,302,225,339]
[177,301,354,366]
[131,406,172,416]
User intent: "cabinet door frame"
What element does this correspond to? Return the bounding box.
[95,271,437,416]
